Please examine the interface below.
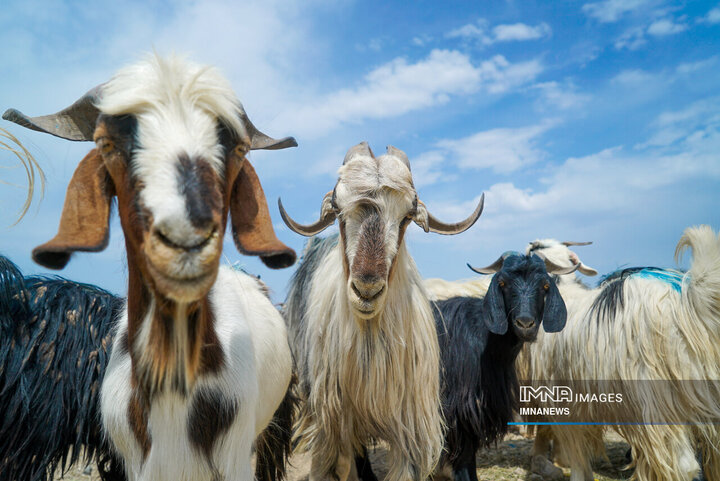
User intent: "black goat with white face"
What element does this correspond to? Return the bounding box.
[356,252,574,481]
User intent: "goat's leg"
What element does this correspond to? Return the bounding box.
[355,446,379,481]
[550,426,593,481]
[697,425,718,481]
[531,425,552,458]
[451,440,478,481]
[385,444,421,481]
[619,424,699,481]
[310,440,354,481]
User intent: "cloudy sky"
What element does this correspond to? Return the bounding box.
[1,0,719,299]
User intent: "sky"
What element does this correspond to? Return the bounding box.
[1,0,719,301]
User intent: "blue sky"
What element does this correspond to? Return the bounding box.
[1,0,719,300]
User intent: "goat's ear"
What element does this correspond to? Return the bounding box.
[32,149,113,269]
[542,280,567,332]
[482,276,508,335]
[229,159,296,269]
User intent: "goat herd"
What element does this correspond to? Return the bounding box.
[0,55,718,481]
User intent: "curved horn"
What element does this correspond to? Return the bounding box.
[386,145,411,170]
[278,191,336,237]
[3,85,103,141]
[343,141,373,164]
[562,241,592,247]
[427,193,484,235]
[532,251,581,276]
[467,255,504,275]
[236,105,297,151]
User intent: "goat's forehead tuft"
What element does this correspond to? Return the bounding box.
[96,54,246,141]
[337,152,415,198]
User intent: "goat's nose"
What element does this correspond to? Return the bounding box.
[515,317,536,329]
[352,276,386,301]
[153,220,215,251]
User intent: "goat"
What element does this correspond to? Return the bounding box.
[0,255,124,481]
[523,228,720,481]
[357,253,574,481]
[279,142,485,481]
[5,54,298,481]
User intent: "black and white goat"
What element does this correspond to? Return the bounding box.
[357,252,574,481]
[5,54,298,481]
[279,142,484,481]
[0,255,124,481]
[523,228,720,481]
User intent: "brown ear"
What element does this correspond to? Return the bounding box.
[32,149,113,269]
[230,160,296,269]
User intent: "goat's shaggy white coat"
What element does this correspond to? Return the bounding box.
[424,277,490,301]
[102,267,292,481]
[286,149,444,481]
[524,229,720,481]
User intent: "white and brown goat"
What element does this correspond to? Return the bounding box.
[279,142,485,481]
[5,55,297,481]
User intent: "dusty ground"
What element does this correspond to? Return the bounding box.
[53,433,631,481]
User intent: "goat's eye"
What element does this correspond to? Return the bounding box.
[543,283,550,291]
[498,280,505,288]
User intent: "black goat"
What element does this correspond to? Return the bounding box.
[356,252,574,481]
[0,255,124,481]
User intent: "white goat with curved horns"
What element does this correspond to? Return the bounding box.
[279,142,485,481]
[522,233,720,481]
[4,55,297,481]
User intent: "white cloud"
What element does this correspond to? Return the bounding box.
[700,5,720,24]
[614,15,687,50]
[447,20,488,40]
[582,0,657,23]
[274,51,543,137]
[614,26,648,50]
[418,121,556,176]
[647,18,688,35]
[417,98,720,256]
[493,22,552,41]
[532,81,590,110]
[412,35,433,46]
[446,19,551,45]
[477,55,544,94]
[468,100,720,214]
[412,151,452,188]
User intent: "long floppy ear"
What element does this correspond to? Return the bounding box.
[482,276,508,335]
[229,160,296,269]
[542,280,567,332]
[32,149,113,269]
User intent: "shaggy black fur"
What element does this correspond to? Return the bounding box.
[357,254,567,481]
[0,255,125,481]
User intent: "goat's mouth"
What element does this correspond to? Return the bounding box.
[348,283,387,320]
[513,323,539,342]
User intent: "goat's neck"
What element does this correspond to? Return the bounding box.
[125,257,223,400]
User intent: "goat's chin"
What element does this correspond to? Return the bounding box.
[514,327,539,343]
[143,233,222,301]
[144,253,221,303]
[147,261,218,302]
[348,291,387,321]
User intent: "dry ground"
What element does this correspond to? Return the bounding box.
[53,433,631,481]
